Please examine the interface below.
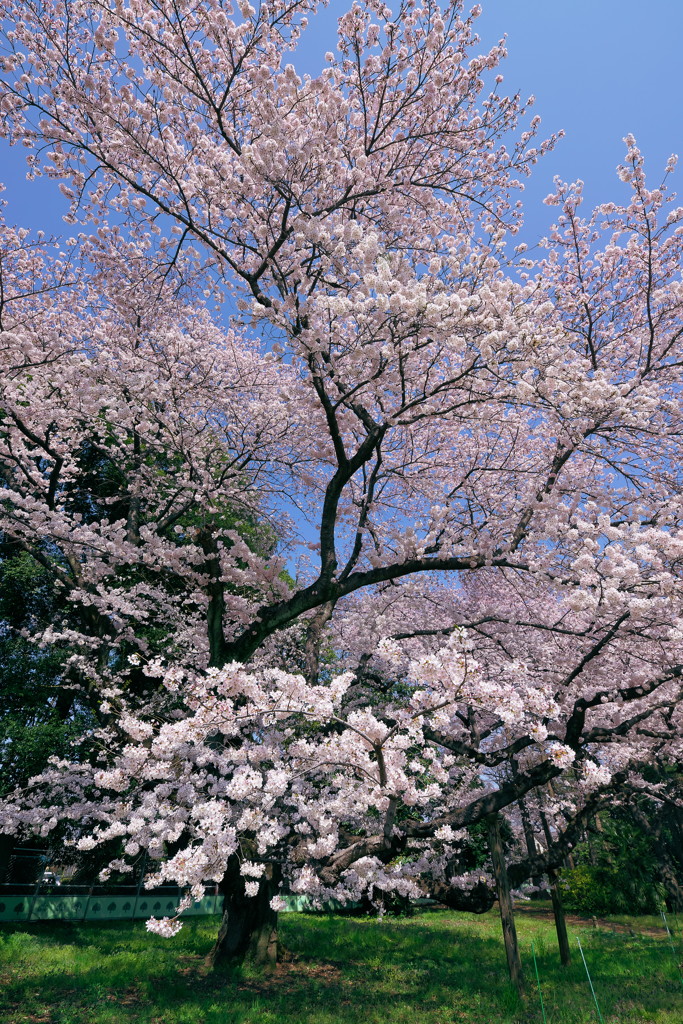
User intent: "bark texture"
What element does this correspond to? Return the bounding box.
[209,857,281,970]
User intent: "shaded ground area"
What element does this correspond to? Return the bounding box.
[0,905,681,1023]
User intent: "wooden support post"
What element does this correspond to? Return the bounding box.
[538,795,571,966]
[487,813,524,995]
[548,868,571,966]
[518,796,542,888]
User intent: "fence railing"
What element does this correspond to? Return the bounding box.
[0,883,315,923]
[0,883,220,923]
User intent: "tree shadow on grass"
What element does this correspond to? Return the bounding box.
[0,913,681,1024]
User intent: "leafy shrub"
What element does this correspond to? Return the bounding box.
[559,815,665,915]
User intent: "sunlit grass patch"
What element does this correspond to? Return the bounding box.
[0,906,681,1023]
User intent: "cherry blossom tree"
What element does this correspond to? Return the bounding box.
[0,208,302,667]
[4,570,681,974]
[1,0,683,977]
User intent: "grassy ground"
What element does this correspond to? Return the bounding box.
[0,904,681,1024]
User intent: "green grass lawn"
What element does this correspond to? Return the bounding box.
[1,904,681,1024]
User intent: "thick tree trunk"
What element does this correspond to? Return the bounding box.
[0,833,13,884]
[208,857,281,971]
[486,813,524,996]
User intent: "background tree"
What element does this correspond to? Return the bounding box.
[557,769,683,915]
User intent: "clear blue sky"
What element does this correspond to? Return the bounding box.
[1,0,682,246]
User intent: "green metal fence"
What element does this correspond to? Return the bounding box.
[0,889,315,923]
[0,891,221,923]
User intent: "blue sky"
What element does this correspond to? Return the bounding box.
[1,0,682,247]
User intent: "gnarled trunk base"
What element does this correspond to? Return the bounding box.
[208,857,281,971]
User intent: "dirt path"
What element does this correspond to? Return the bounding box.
[514,902,670,938]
